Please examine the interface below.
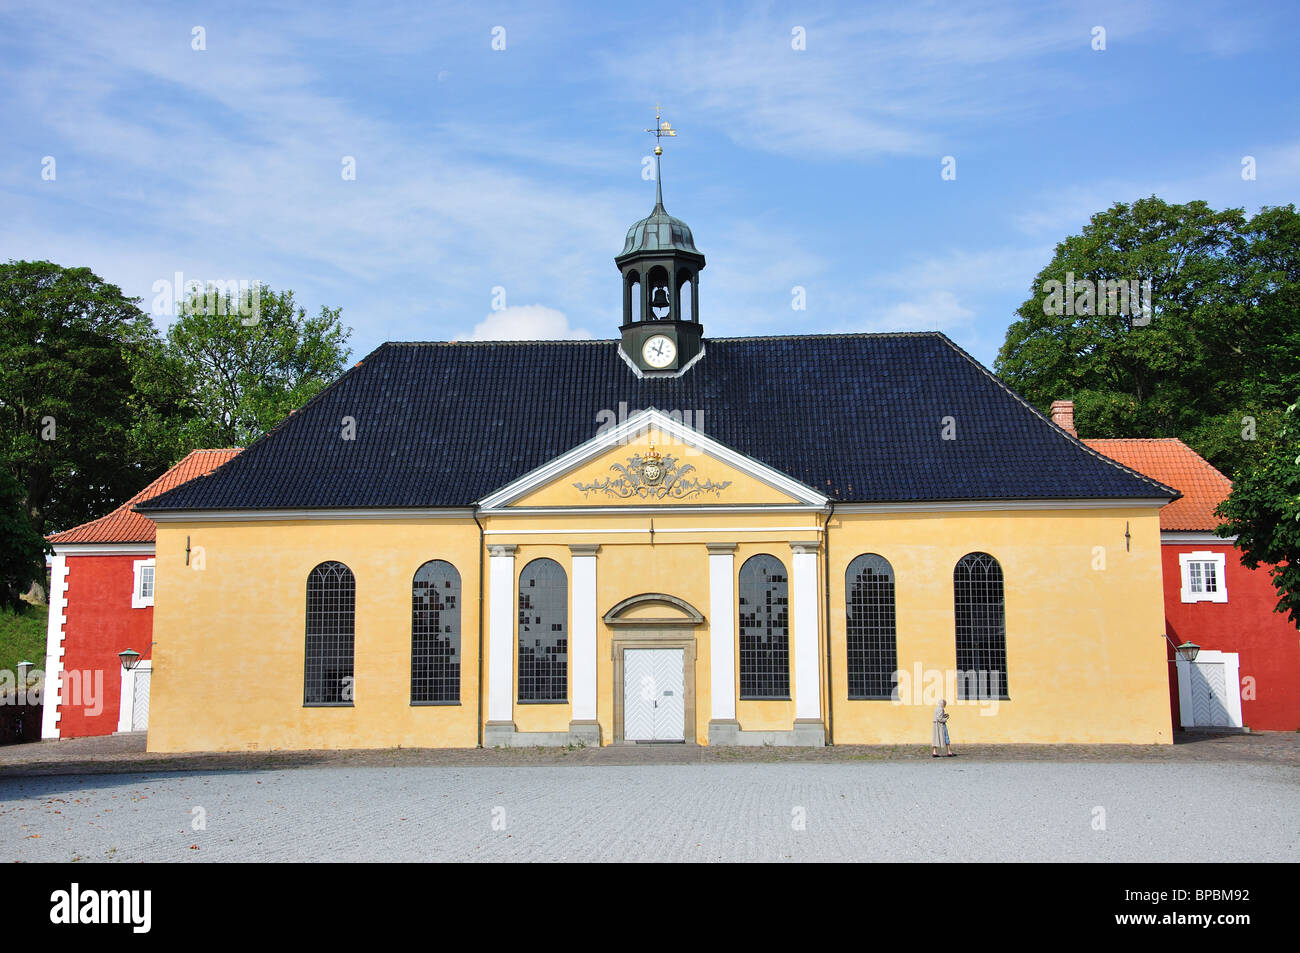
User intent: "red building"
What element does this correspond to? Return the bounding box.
[41,449,240,739]
[1049,402,1300,732]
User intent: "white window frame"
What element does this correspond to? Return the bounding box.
[1178,550,1227,604]
[131,558,156,609]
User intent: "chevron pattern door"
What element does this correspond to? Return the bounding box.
[131,670,151,731]
[623,649,685,742]
[1188,661,1230,727]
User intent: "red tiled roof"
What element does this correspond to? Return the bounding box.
[47,449,241,545]
[1082,439,1232,532]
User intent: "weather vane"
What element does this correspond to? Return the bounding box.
[645,104,677,156]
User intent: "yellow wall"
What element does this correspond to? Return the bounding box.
[147,501,1172,751]
[147,519,482,752]
[826,507,1172,744]
[481,511,826,745]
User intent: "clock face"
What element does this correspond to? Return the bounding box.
[642,334,677,369]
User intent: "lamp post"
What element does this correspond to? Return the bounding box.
[118,649,142,672]
[1161,633,1200,663]
[14,660,35,739]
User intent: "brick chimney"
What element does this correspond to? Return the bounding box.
[1049,400,1076,436]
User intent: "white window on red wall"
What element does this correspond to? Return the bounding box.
[132,558,156,608]
[1179,551,1227,604]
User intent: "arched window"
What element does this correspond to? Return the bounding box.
[304,561,355,706]
[846,554,897,699]
[518,558,567,703]
[953,552,1008,700]
[626,270,641,323]
[738,554,789,699]
[411,560,461,704]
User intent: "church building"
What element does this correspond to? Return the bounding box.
[136,132,1181,751]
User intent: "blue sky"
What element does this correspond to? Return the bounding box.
[2,0,1297,367]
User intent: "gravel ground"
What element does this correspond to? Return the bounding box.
[2,761,1296,862]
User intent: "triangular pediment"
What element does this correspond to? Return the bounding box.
[478,409,827,510]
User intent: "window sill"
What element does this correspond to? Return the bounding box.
[517,699,569,705]
[739,696,792,702]
[303,702,355,708]
[847,695,896,701]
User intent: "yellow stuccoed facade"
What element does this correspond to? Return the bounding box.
[146,432,1173,752]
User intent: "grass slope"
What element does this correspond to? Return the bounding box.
[0,603,46,687]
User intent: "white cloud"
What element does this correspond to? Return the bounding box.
[595,3,1164,161]
[456,305,592,341]
[869,290,975,333]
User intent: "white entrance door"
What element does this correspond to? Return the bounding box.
[1188,661,1230,726]
[131,669,151,731]
[1176,651,1243,729]
[623,648,685,742]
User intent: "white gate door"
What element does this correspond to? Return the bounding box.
[1188,661,1230,727]
[623,648,684,742]
[131,670,151,731]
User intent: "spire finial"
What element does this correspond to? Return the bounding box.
[645,104,676,208]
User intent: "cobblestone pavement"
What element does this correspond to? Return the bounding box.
[2,760,1296,862]
[2,729,1298,777]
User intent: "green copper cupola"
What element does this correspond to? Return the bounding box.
[616,109,705,373]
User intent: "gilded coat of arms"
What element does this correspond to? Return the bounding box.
[573,444,731,500]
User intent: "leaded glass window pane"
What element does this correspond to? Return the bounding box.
[304,561,355,705]
[846,554,897,699]
[411,560,461,703]
[518,558,567,702]
[953,552,1008,700]
[739,554,790,699]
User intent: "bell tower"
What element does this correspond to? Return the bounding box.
[616,109,706,373]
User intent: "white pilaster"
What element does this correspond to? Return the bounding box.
[707,543,737,722]
[790,541,822,723]
[569,544,599,722]
[40,554,69,739]
[486,544,517,725]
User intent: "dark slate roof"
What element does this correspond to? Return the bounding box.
[137,332,1178,511]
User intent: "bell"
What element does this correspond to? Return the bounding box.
[651,287,670,309]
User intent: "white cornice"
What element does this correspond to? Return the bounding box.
[477,408,829,510]
[141,507,476,523]
[490,504,827,516]
[1162,531,1238,544]
[53,543,156,555]
[834,498,1173,514]
[483,525,823,536]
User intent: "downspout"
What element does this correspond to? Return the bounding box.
[473,507,485,748]
[823,501,835,746]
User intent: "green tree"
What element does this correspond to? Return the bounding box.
[0,260,162,540]
[0,468,48,610]
[1216,399,1300,629]
[995,199,1300,478]
[145,283,351,452]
